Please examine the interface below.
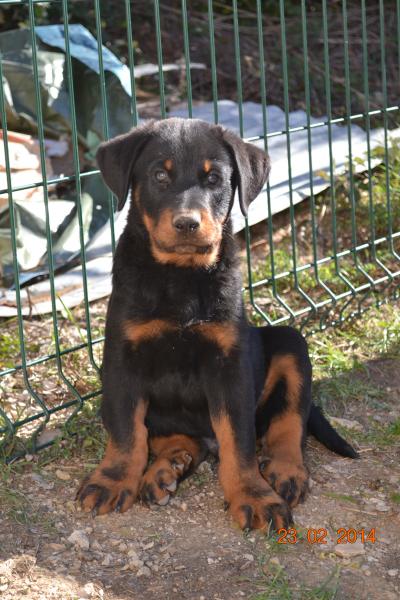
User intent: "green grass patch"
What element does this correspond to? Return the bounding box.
[0,328,40,369]
[0,464,54,531]
[347,417,400,448]
[36,400,106,468]
[307,303,400,415]
[252,564,340,600]
[245,138,400,327]
[0,330,20,369]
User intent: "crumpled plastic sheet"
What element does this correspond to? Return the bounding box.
[35,24,205,98]
[0,24,204,294]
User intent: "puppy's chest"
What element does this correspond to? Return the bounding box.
[119,268,242,369]
[123,311,238,359]
[140,274,226,321]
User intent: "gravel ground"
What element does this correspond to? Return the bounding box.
[1,325,400,600]
[0,408,399,600]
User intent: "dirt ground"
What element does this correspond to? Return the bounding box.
[0,355,399,600]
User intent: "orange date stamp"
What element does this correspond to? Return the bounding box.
[277,528,376,545]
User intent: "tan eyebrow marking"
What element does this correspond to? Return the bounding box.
[164,159,173,171]
[203,159,212,173]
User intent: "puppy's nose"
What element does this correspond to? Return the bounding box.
[172,212,201,233]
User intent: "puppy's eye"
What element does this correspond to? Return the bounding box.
[154,169,169,183]
[206,171,220,185]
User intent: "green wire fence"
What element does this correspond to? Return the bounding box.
[0,0,399,458]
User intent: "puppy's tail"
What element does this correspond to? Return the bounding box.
[307,403,359,459]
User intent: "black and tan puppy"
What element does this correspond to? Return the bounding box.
[76,118,357,531]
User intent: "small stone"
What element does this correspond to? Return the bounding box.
[55,469,71,481]
[137,566,151,577]
[181,502,188,512]
[334,542,365,558]
[118,542,128,552]
[66,500,76,513]
[47,543,66,552]
[0,559,15,576]
[269,557,281,566]
[84,583,96,595]
[143,541,154,550]
[128,557,144,570]
[37,428,62,446]
[70,559,82,573]
[101,554,112,567]
[80,552,95,563]
[68,530,90,551]
[118,526,133,536]
[207,558,214,564]
[197,461,212,474]
[91,540,102,552]
[328,417,363,432]
[31,473,54,490]
[387,569,398,577]
[78,582,96,598]
[243,554,254,562]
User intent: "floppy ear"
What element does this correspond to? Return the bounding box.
[221,128,271,216]
[96,121,154,211]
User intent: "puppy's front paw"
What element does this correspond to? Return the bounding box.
[260,459,309,508]
[140,449,193,506]
[76,465,140,516]
[226,480,292,531]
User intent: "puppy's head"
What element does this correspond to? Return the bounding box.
[96,118,270,268]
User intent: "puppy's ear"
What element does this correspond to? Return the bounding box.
[221,128,270,216]
[96,121,154,210]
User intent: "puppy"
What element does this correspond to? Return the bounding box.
[76,118,357,531]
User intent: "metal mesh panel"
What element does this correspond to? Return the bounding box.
[0,0,399,457]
